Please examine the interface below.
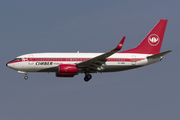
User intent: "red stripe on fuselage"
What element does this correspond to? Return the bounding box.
[31,58,145,62]
[7,57,145,64]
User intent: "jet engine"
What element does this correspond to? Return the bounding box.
[56,64,78,77]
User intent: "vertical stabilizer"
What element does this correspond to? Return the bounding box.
[121,19,168,54]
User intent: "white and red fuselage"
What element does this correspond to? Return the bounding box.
[6,19,171,81]
[7,52,154,73]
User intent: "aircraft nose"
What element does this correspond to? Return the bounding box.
[6,62,13,68]
[6,62,9,67]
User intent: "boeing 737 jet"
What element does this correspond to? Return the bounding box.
[6,19,172,82]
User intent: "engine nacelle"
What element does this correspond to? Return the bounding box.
[56,64,78,77]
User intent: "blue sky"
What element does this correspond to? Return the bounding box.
[1,0,180,120]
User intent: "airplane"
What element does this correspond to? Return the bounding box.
[6,19,172,82]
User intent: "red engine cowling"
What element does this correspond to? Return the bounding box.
[56,64,78,77]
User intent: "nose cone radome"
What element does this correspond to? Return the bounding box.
[6,62,9,67]
[6,62,15,69]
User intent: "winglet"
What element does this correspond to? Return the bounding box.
[114,36,126,50]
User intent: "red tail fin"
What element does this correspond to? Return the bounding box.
[121,19,168,54]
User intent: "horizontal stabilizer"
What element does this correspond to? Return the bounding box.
[147,50,172,59]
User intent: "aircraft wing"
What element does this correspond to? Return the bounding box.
[77,36,126,71]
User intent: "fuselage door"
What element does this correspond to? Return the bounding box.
[131,55,136,65]
[28,55,34,65]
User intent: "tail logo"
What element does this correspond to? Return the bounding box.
[148,34,160,46]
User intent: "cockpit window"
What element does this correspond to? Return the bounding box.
[7,58,22,63]
[14,58,22,61]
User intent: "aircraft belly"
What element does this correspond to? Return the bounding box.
[36,66,58,72]
[100,65,143,72]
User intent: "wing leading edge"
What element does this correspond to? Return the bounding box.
[77,36,126,71]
